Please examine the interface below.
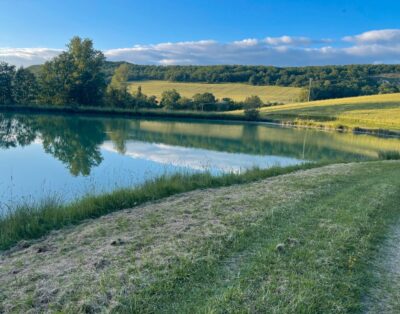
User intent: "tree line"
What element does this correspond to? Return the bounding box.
[0,36,266,117]
[2,36,399,109]
[0,37,159,109]
[101,62,400,100]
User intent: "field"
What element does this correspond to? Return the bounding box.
[128,80,303,103]
[255,93,400,131]
[1,161,400,312]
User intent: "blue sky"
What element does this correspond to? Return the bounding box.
[1,0,400,66]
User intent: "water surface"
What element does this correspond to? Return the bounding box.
[1,112,399,212]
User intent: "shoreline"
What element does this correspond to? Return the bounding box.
[2,160,400,312]
[0,163,321,252]
[1,104,400,138]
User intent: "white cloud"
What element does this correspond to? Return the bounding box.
[264,36,312,46]
[101,141,302,173]
[232,38,259,47]
[0,48,62,67]
[1,29,400,67]
[343,29,400,44]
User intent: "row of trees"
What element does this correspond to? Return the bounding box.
[3,36,399,107]
[101,63,400,100]
[0,36,267,116]
[159,89,263,118]
[0,37,158,109]
[0,63,38,105]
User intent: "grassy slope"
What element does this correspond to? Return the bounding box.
[0,164,318,251]
[128,80,302,103]
[1,161,399,313]
[254,93,400,131]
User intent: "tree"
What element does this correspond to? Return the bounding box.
[192,92,216,111]
[107,63,130,93]
[12,68,38,104]
[105,64,132,108]
[244,95,263,108]
[243,95,262,120]
[38,36,106,106]
[0,62,16,105]
[160,89,181,109]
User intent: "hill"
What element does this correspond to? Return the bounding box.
[28,62,400,101]
[128,80,302,103]
[1,161,400,312]
[255,93,400,131]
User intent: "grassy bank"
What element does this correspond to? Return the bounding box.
[254,93,400,132]
[128,80,302,103]
[1,161,400,312]
[2,93,400,136]
[0,163,320,251]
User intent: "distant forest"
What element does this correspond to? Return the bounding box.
[25,60,400,101]
[103,63,400,100]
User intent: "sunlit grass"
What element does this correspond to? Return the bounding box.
[128,80,302,103]
[254,93,400,131]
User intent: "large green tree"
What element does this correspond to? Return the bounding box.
[0,62,16,105]
[38,36,106,106]
[12,67,38,105]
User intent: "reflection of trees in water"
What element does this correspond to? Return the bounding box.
[104,119,134,154]
[0,114,37,148]
[38,117,105,176]
[0,114,106,176]
[2,113,398,176]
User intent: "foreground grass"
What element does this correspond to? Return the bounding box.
[0,163,319,251]
[1,161,400,312]
[128,80,302,103]
[254,93,400,132]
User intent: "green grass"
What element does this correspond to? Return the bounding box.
[0,163,320,251]
[1,161,400,312]
[128,80,303,103]
[253,93,400,131]
[3,92,400,134]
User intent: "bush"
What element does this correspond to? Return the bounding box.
[244,108,260,120]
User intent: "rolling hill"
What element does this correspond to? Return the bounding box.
[255,93,400,131]
[128,80,303,103]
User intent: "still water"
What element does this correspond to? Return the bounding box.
[1,112,400,211]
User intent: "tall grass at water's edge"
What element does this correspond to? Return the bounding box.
[1,153,398,252]
[0,163,322,251]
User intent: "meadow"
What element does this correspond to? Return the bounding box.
[255,93,400,131]
[128,80,303,103]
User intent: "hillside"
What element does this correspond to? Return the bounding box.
[128,80,302,103]
[27,62,400,100]
[1,161,400,312]
[255,93,400,131]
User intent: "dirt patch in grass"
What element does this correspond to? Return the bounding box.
[364,220,400,313]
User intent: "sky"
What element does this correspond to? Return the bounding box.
[1,0,400,67]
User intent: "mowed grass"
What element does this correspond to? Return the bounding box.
[254,93,400,131]
[0,164,319,251]
[1,161,400,312]
[128,80,302,103]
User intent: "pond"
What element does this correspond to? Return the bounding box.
[1,112,400,212]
